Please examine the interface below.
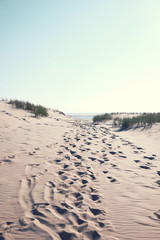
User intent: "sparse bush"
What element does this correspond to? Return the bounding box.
[121,118,131,129]
[93,113,112,122]
[9,100,48,118]
[58,111,65,115]
[26,102,35,111]
[14,100,25,109]
[113,117,122,127]
[34,105,48,117]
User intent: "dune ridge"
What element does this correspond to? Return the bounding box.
[0,101,160,240]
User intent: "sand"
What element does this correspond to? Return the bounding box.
[0,101,160,240]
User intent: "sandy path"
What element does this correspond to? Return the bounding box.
[0,102,160,240]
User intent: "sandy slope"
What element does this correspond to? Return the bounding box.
[0,101,160,240]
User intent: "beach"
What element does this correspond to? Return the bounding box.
[0,101,160,240]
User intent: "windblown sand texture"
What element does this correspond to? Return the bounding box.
[0,101,160,240]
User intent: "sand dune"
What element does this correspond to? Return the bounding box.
[0,101,160,240]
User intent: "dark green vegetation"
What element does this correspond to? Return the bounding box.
[9,100,48,117]
[93,112,160,129]
[93,113,112,122]
[113,113,160,129]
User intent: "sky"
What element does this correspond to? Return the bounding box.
[0,0,160,113]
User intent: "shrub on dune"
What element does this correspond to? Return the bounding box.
[34,105,48,117]
[26,101,35,111]
[93,113,112,122]
[121,118,131,129]
[9,99,48,117]
[113,113,160,129]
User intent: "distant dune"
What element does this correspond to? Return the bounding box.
[0,100,160,240]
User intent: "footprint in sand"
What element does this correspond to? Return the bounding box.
[119,155,127,158]
[0,233,5,240]
[110,163,117,168]
[60,175,68,181]
[44,181,55,204]
[61,202,73,210]
[90,194,100,202]
[74,154,82,160]
[84,230,101,240]
[103,157,109,162]
[63,164,70,169]
[134,160,141,163]
[74,162,82,167]
[118,151,123,154]
[55,159,62,164]
[34,147,40,151]
[89,207,104,216]
[58,231,77,240]
[58,151,63,155]
[107,143,112,147]
[67,212,86,226]
[72,192,83,201]
[98,160,105,164]
[107,176,118,183]
[157,171,160,176]
[103,153,107,157]
[71,144,76,148]
[133,150,140,154]
[109,151,116,155]
[75,137,80,141]
[0,158,12,165]
[28,151,36,156]
[155,180,160,186]
[143,156,155,160]
[64,155,70,160]
[52,205,68,215]
[71,192,84,208]
[77,171,86,177]
[70,150,76,155]
[88,157,96,161]
[139,165,151,170]
[149,209,160,222]
[101,149,105,153]
[82,179,88,185]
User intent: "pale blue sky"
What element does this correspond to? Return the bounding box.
[1,0,160,113]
